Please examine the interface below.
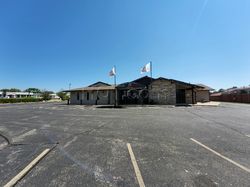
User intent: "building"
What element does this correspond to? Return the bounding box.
[0,91,42,99]
[210,86,250,103]
[49,93,61,100]
[67,82,116,105]
[65,76,212,105]
[0,91,34,98]
[117,76,153,104]
[195,84,215,103]
[149,77,201,105]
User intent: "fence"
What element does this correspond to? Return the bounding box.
[210,94,250,103]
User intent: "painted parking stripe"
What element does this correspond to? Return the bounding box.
[127,143,146,187]
[246,135,250,138]
[12,129,37,142]
[190,138,250,173]
[4,148,52,187]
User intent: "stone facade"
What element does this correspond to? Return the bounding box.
[67,76,208,106]
[196,90,210,102]
[185,89,193,104]
[149,79,176,105]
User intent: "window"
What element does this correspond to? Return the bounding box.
[77,92,80,100]
[87,92,89,100]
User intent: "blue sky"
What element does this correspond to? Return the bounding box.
[0,0,249,92]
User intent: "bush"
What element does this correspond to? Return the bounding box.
[0,98,43,104]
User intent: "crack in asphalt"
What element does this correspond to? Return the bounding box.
[0,131,10,145]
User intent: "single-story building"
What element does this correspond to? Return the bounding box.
[195,84,215,103]
[67,82,116,105]
[0,91,34,98]
[65,76,213,105]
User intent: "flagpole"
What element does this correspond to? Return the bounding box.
[150,61,153,94]
[150,61,153,79]
[114,65,117,107]
[114,65,116,86]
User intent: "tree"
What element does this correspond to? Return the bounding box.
[240,90,247,94]
[41,90,51,101]
[0,89,10,92]
[9,88,21,92]
[24,88,41,93]
[218,88,225,92]
[1,88,21,92]
[57,91,69,101]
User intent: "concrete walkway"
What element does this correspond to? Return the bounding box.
[194,101,221,106]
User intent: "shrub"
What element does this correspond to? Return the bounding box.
[0,98,43,104]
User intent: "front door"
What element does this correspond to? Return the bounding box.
[176,89,186,104]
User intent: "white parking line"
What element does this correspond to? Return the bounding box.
[127,143,145,187]
[4,148,51,187]
[246,135,250,138]
[190,138,250,173]
[13,129,37,142]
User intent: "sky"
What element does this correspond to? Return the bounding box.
[0,0,250,92]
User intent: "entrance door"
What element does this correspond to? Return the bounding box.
[108,91,110,104]
[176,89,186,104]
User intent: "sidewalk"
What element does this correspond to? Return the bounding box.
[194,101,221,106]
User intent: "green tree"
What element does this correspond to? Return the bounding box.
[9,88,21,92]
[0,89,10,92]
[240,90,247,94]
[24,88,41,93]
[1,88,21,92]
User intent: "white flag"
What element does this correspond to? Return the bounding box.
[141,62,151,74]
[109,67,116,76]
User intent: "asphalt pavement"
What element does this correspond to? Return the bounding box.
[0,102,250,187]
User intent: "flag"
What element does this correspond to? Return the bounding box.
[141,62,151,74]
[109,67,116,76]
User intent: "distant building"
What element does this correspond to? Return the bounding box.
[210,86,250,103]
[0,92,33,98]
[0,91,42,99]
[50,93,61,100]
[65,76,213,105]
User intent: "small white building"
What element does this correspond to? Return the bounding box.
[50,93,60,100]
[0,92,34,98]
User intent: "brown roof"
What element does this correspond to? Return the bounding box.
[210,92,222,96]
[155,77,203,88]
[88,81,111,87]
[64,86,115,92]
[196,84,214,91]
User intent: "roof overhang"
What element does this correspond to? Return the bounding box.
[63,86,116,92]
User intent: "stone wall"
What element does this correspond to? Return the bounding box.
[196,90,210,102]
[149,79,176,105]
[185,89,193,104]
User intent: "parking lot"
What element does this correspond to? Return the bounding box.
[0,102,250,187]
